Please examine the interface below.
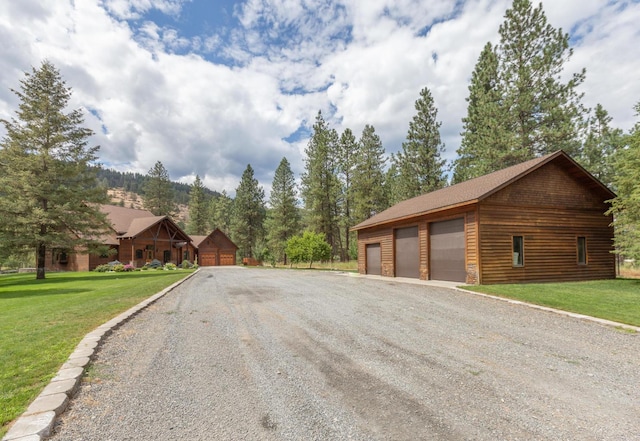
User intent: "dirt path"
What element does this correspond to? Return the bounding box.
[49,268,639,440]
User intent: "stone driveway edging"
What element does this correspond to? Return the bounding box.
[2,269,200,441]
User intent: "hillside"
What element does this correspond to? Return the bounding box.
[106,188,190,226]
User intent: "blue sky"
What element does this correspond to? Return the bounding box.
[1,0,639,197]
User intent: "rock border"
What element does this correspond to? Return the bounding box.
[2,270,199,441]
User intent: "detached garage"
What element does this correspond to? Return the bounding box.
[352,151,616,284]
[191,229,238,266]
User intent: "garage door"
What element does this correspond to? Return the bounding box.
[219,252,235,266]
[199,252,216,267]
[430,218,466,282]
[395,226,419,278]
[366,243,381,275]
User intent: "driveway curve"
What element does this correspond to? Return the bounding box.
[49,267,639,440]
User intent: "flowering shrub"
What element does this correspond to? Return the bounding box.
[123,264,135,272]
[94,264,110,272]
[181,260,194,269]
[112,263,125,272]
[164,263,177,270]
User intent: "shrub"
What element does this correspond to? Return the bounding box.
[164,262,177,270]
[181,260,193,269]
[112,263,125,272]
[93,264,110,272]
[123,264,135,272]
[147,259,163,269]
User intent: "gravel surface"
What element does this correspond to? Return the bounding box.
[49,267,639,440]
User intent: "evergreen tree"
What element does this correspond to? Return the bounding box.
[265,157,300,263]
[453,42,517,183]
[0,61,111,279]
[231,164,266,258]
[498,0,586,159]
[209,190,233,236]
[608,101,640,261]
[143,161,177,216]
[336,128,358,260]
[352,124,388,223]
[454,0,587,181]
[187,175,209,235]
[579,104,624,189]
[390,87,446,204]
[301,111,341,258]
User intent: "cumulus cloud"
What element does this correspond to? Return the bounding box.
[0,0,639,196]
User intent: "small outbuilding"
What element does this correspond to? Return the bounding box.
[191,229,238,266]
[352,151,616,284]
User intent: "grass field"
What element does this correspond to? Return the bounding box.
[0,270,192,437]
[464,278,640,328]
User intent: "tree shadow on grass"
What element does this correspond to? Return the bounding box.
[0,288,88,300]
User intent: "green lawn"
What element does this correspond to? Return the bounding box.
[0,270,193,437]
[463,278,640,328]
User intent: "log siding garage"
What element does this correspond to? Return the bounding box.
[352,151,616,284]
[190,229,238,266]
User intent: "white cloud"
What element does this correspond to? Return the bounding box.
[0,0,639,197]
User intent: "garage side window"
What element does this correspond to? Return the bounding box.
[512,236,524,267]
[577,237,587,265]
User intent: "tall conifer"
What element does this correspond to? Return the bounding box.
[0,61,111,279]
[265,157,300,263]
[231,164,265,258]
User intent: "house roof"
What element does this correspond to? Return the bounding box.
[190,235,207,248]
[190,229,238,249]
[352,150,615,231]
[118,215,167,239]
[100,205,155,235]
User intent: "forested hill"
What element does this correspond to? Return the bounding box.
[95,167,220,205]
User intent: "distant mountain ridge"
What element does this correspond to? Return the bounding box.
[95,167,220,206]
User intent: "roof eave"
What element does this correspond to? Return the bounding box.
[351,200,478,231]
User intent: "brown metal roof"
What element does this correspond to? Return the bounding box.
[100,205,155,235]
[190,235,207,248]
[352,150,615,231]
[118,216,167,238]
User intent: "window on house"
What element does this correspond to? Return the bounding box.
[183,250,190,261]
[513,236,524,267]
[577,237,587,265]
[135,249,143,259]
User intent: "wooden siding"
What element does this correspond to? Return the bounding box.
[478,163,614,284]
[357,207,477,282]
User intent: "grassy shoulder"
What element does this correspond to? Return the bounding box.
[0,270,193,437]
[463,278,640,328]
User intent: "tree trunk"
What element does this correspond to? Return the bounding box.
[36,242,46,279]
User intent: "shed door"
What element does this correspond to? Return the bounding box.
[430,218,466,282]
[395,226,420,278]
[366,243,381,275]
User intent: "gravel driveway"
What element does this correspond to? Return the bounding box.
[49,267,639,440]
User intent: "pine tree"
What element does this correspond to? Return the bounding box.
[231,164,266,258]
[390,87,446,204]
[336,128,358,260]
[301,111,341,258]
[0,61,111,279]
[187,175,209,235]
[265,157,300,263]
[143,161,176,216]
[352,124,388,223]
[607,101,640,261]
[579,104,624,189]
[453,43,518,183]
[499,0,586,159]
[209,190,233,236]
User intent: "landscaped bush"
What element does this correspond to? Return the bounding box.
[112,263,125,272]
[164,263,177,270]
[93,264,110,272]
[146,259,163,269]
[181,260,193,269]
[123,264,135,272]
